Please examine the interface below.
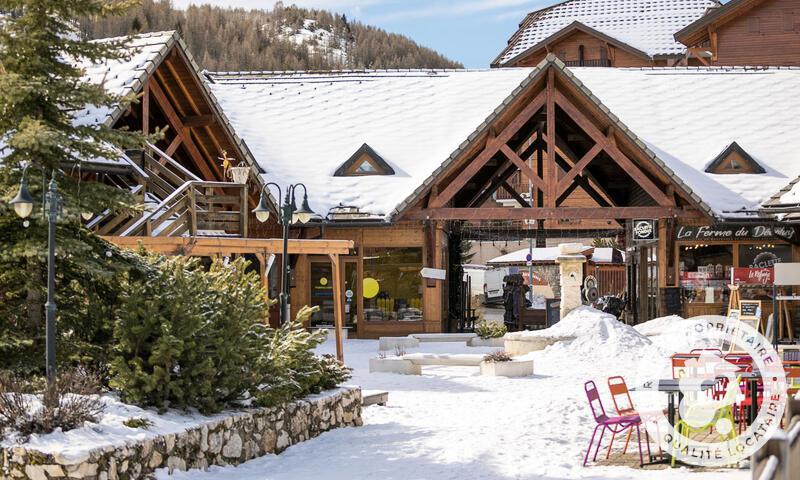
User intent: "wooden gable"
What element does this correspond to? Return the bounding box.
[395,58,710,226]
[334,143,395,176]
[676,0,800,66]
[705,142,765,174]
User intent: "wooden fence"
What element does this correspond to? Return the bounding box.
[752,398,800,480]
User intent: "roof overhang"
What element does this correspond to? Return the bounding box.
[494,20,652,68]
[391,55,716,222]
[675,0,761,46]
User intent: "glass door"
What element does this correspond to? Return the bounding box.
[342,259,359,329]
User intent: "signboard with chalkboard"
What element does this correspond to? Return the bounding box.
[738,300,761,333]
[664,287,682,315]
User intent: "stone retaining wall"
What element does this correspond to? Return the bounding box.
[1,387,361,480]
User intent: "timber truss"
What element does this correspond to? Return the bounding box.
[402,66,705,224]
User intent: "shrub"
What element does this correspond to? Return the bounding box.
[110,255,268,414]
[249,306,351,407]
[475,321,507,340]
[483,350,513,363]
[0,369,105,441]
[123,417,152,429]
[111,257,351,413]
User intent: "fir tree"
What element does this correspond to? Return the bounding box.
[0,0,148,372]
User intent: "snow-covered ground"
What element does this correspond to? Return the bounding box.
[160,308,747,480]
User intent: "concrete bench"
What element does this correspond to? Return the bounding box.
[378,336,420,351]
[410,333,477,343]
[370,352,535,377]
[504,332,572,355]
[362,390,389,407]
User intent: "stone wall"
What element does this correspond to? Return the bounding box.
[1,387,361,480]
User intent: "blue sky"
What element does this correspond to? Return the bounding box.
[171,0,554,68]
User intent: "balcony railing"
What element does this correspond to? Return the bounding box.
[563,59,612,67]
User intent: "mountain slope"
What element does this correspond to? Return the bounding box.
[80,0,463,71]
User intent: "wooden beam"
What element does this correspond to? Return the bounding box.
[500,180,531,208]
[467,163,517,208]
[149,78,218,181]
[429,90,546,208]
[553,90,674,207]
[182,114,215,128]
[552,133,616,206]
[499,144,546,192]
[329,253,345,362]
[546,69,556,207]
[555,143,602,196]
[405,207,703,221]
[104,236,353,255]
[165,135,182,157]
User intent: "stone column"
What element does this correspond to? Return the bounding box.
[556,243,587,319]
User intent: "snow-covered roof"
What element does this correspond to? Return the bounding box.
[564,65,800,218]
[205,69,536,219]
[495,0,718,65]
[204,61,800,221]
[75,31,176,127]
[487,246,623,265]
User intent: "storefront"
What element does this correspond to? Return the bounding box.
[670,223,798,321]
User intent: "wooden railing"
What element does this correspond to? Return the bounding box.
[563,59,612,67]
[751,398,800,480]
[120,181,248,237]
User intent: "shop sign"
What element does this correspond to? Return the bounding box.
[731,267,773,285]
[632,219,657,241]
[676,224,797,241]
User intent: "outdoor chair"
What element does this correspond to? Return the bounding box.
[607,376,659,459]
[672,375,739,467]
[583,380,646,467]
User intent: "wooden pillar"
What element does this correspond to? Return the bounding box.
[142,80,150,135]
[546,69,556,207]
[329,253,345,362]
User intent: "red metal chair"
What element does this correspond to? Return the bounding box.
[583,380,646,467]
[736,366,763,434]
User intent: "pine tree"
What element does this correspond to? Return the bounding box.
[0,0,148,373]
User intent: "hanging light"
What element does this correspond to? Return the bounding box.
[252,191,271,223]
[292,191,315,224]
[9,175,34,218]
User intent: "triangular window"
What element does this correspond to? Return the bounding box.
[334,143,395,177]
[705,142,765,175]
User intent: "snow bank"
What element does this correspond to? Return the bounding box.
[634,314,686,337]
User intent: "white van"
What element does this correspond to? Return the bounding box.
[483,267,510,304]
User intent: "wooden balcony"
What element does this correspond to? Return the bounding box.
[563,59,612,67]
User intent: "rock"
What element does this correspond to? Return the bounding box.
[221,433,242,459]
[200,426,209,452]
[276,431,291,451]
[165,434,176,452]
[208,431,223,454]
[167,456,186,473]
[149,451,163,469]
[65,462,98,479]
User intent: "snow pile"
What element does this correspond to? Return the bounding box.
[634,314,686,337]
[517,307,663,378]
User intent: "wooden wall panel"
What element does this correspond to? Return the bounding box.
[513,31,655,67]
[715,0,800,65]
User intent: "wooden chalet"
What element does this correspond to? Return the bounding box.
[72,28,800,341]
[492,0,719,68]
[205,55,800,338]
[675,0,800,66]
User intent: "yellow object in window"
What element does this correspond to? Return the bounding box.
[363,277,379,299]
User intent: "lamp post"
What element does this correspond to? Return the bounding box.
[253,182,317,324]
[9,167,62,391]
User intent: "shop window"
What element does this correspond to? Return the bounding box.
[739,243,793,268]
[679,244,733,305]
[363,247,423,321]
[704,142,765,175]
[334,143,395,177]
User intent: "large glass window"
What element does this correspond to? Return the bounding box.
[679,244,732,304]
[363,247,423,322]
[309,261,334,325]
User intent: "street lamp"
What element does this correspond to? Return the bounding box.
[253,182,318,324]
[8,167,62,392]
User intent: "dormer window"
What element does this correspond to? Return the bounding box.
[334,143,395,177]
[705,142,765,175]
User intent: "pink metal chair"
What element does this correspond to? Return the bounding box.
[583,380,646,467]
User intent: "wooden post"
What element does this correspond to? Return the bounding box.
[240,184,248,238]
[546,69,556,207]
[142,80,150,135]
[188,186,197,236]
[329,253,345,362]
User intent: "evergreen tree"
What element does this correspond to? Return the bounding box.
[0,0,148,373]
